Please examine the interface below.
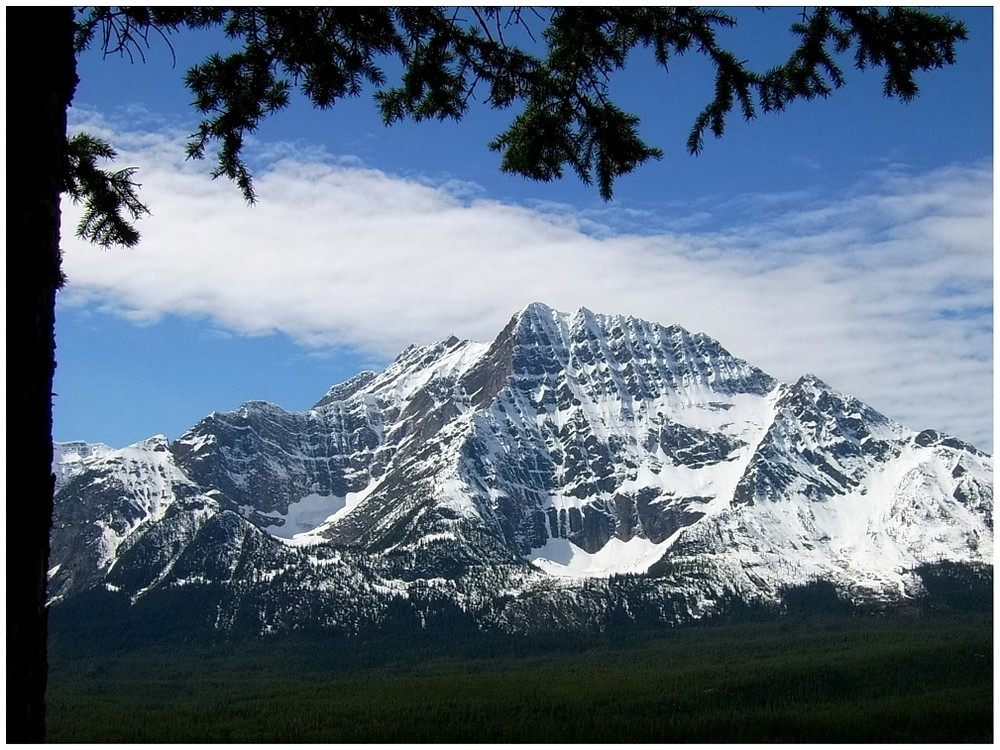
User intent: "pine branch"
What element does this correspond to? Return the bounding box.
[64,133,150,248]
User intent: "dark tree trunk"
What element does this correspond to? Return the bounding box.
[7,7,77,742]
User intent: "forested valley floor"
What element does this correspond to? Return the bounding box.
[48,603,991,743]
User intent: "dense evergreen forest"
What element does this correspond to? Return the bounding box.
[47,563,991,742]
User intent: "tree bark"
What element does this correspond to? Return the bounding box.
[7,7,76,742]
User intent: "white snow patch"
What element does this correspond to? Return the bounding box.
[528,535,670,578]
[52,440,114,488]
[275,484,379,546]
[175,432,216,452]
[376,340,491,406]
[436,474,484,518]
[417,531,459,545]
[261,492,347,539]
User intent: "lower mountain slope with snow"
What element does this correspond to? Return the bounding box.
[49,303,993,636]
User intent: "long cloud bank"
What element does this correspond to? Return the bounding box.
[60,114,993,451]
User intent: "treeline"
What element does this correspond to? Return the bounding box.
[48,561,994,649]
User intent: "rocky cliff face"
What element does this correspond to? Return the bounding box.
[49,303,993,636]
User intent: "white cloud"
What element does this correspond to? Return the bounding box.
[59,114,993,450]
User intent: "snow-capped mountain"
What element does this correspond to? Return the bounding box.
[50,303,993,635]
[52,440,112,491]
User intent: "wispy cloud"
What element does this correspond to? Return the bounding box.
[60,112,993,450]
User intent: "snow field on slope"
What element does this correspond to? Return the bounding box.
[259,493,348,540]
[693,437,993,600]
[89,437,195,568]
[527,533,681,578]
[370,338,490,406]
[804,440,992,574]
[272,484,380,546]
[53,441,114,488]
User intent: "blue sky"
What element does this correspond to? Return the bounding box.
[56,7,993,452]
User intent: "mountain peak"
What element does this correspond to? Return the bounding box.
[795,373,831,391]
[49,303,993,638]
[518,300,558,319]
[135,434,171,451]
[314,370,378,409]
